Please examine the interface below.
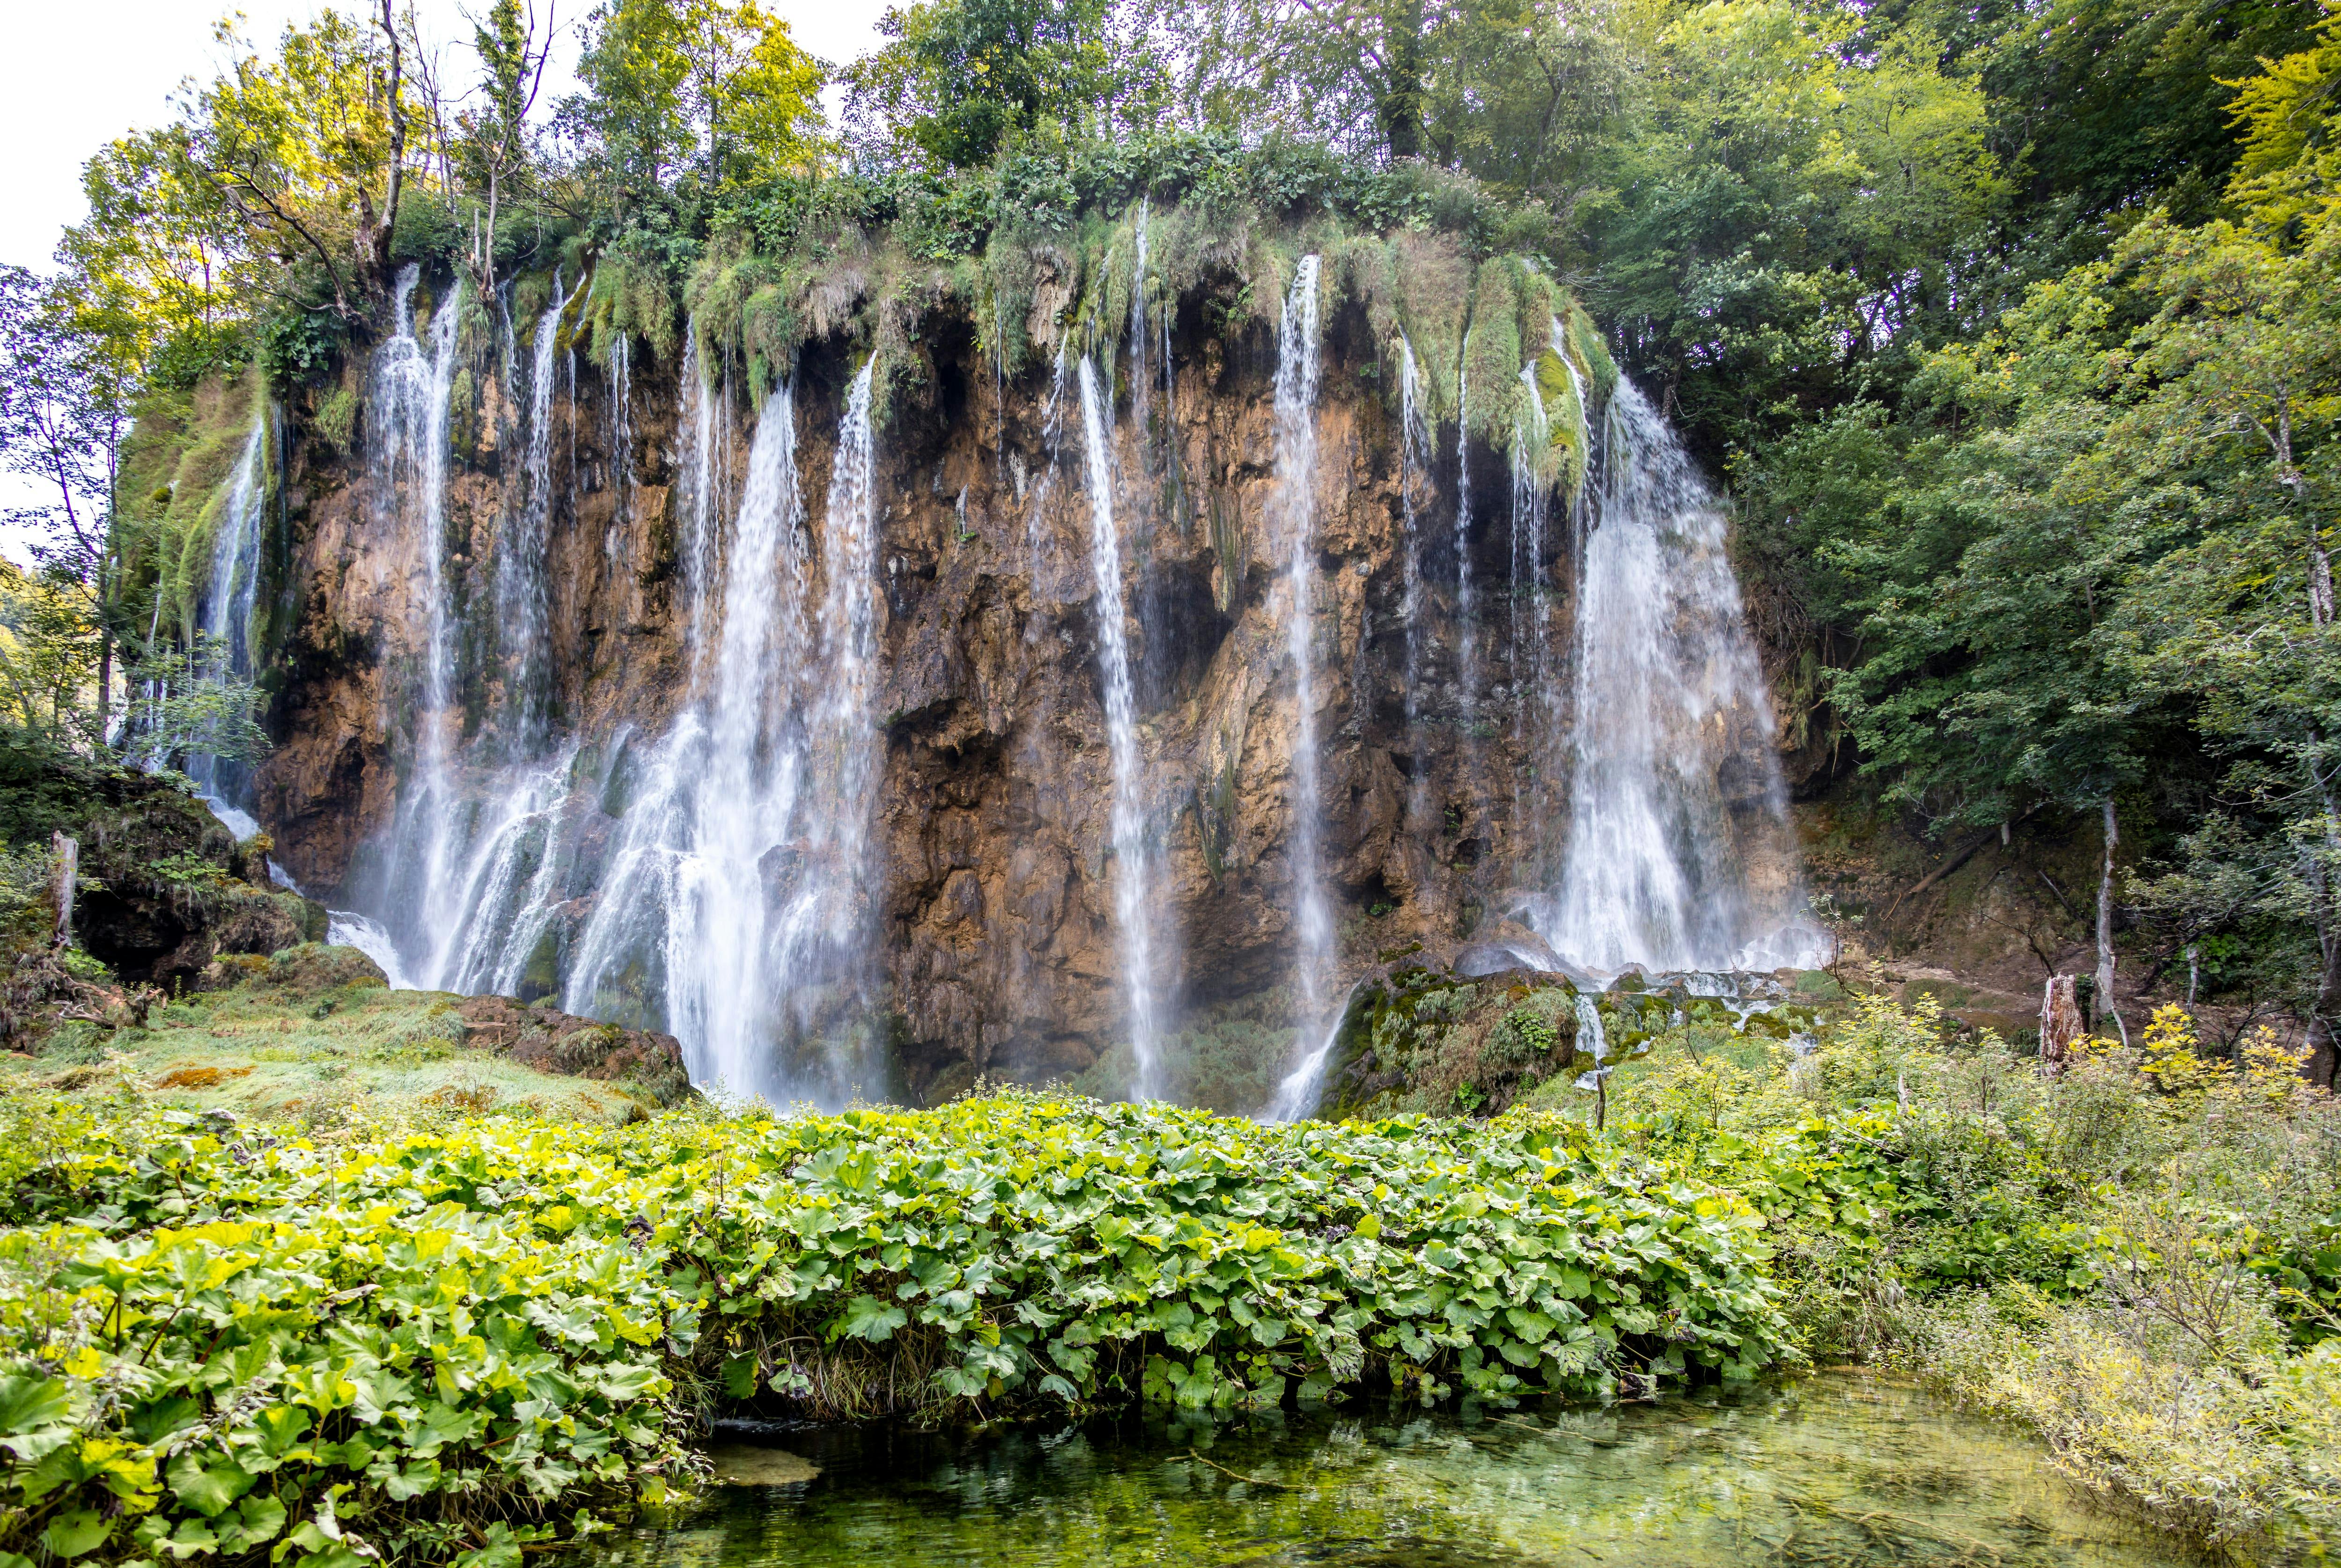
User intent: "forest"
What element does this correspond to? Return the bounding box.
[3,0,2341,1563]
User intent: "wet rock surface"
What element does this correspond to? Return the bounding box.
[248,253,1808,1094]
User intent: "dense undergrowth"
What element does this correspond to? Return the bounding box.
[4,983,2338,1564]
[1603,994,2341,1562]
[0,1084,1784,1567]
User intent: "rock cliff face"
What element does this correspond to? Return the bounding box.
[243,235,1804,1104]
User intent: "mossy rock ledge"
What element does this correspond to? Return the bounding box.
[454,993,693,1107]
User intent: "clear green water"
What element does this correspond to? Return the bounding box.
[601,1373,2186,1567]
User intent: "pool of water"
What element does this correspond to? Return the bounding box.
[599,1373,2185,1567]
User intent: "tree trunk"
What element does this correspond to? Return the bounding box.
[374,0,406,274]
[2040,973,2083,1074]
[2096,797,2128,1045]
[49,832,78,949]
[1379,0,1427,159]
[2307,941,2341,1091]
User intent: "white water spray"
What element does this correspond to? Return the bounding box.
[1265,256,1332,1123]
[562,364,883,1104]
[1076,355,1161,1099]
[1534,378,1825,976]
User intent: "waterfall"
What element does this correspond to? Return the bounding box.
[415,752,578,996]
[1026,340,1070,601]
[1509,359,1553,879]
[562,363,883,1105]
[183,415,268,813]
[1265,256,1331,1123]
[677,324,733,671]
[499,271,564,752]
[1453,353,1479,780]
[607,330,633,556]
[370,265,468,970]
[328,911,413,988]
[1532,377,1825,977]
[203,420,267,680]
[1397,338,1434,827]
[1076,355,1160,1100]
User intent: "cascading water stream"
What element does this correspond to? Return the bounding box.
[370,266,470,975]
[1025,340,1070,602]
[203,421,268,681]
[1264,256,1333,1124]
[182,415,269,822]
[1532,377,1826,976]
[677,325,734,673]
[1127,200,1150,448]
[1076,355,1161,1100]
[1397,338,1434,828]
[562,364,883,1104]
[1452,352,1480,798]
[606,331,633,561]
[771,359,885,1093]
[1509,359,1553,878]
[499,271,566,752]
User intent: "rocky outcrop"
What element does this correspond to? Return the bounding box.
[454,994,692,1106]
[11,764,332,992]
[252,279,1586,1090]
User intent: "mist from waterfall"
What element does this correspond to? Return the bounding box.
[1532,376,1825,977]
[560,363,884,1105]
[1265,255,1332,1124]
[1076,355,1161,1100]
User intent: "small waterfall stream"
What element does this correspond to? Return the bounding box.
[1076,355,1161,1099]
[1265,256,1332,1123]
[1533,378,1824,976]
[1397,338,1434,828]
[202,421,267,680]
[370,266,468,974]
[499,272,566,752]
[1509,359,1555,881]
[183,415,268,820]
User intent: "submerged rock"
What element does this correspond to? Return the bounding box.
[705,1444,820,1487]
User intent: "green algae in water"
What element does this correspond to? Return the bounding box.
[604,1374,2184,1567]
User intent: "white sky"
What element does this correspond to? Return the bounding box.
[0,0,890,563]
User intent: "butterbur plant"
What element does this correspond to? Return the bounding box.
[0,1089,1789,1567]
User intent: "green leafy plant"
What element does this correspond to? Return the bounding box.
[0,1087,1788,1566]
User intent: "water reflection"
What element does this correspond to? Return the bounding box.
[595,1374,2182,1567]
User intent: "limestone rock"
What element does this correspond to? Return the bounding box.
[455,994,692,1106]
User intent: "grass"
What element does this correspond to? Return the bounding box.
[2,947,664,1133]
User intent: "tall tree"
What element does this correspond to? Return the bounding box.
[567,0,825,198]
[844,0,1134,169]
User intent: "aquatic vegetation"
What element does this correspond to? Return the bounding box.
[0,1086,1785,1565]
